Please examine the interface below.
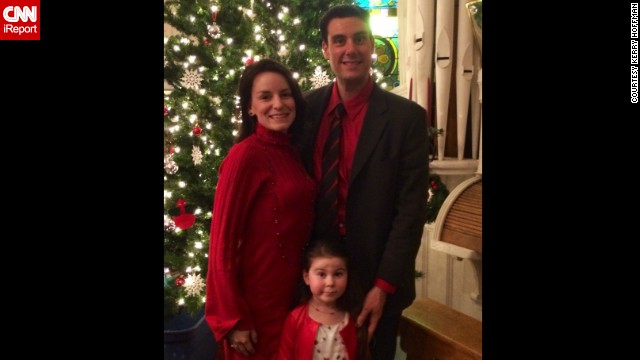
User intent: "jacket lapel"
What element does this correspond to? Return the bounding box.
[349,85,389,186]
[302,85,333,174]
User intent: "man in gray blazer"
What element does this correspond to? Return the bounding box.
[301,5,430,360]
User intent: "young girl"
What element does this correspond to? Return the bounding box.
[276,239,369,360]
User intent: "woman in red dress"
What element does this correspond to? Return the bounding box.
[205,59,316,360]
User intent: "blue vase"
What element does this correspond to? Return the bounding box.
[164,307,218,360]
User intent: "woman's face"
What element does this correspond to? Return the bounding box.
[249,71,296,133]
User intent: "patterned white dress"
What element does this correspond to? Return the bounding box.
[312,312,350,360]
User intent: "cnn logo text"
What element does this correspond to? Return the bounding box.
[1,1,40,41]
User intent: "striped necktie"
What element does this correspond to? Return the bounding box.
[314,103,345,239]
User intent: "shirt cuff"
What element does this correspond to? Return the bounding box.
[374,278,397,294]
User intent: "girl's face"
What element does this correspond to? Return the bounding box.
[248,71,296,133]
[303,256,348,305]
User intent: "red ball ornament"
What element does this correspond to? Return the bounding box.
[192,124,202,136]
[175,276,185,286]
[245,57,254,66]
[164,105,169,117]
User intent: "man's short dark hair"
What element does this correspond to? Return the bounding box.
[319,5,371,44]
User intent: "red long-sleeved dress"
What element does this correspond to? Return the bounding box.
[205,124,316,360]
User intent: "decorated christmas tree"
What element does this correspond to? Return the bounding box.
[163,0,358,319]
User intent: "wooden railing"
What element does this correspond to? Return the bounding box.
[399,297,482,360]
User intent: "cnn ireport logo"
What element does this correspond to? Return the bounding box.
[1,0,40,41]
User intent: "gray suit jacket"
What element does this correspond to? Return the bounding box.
[302,83,429,313]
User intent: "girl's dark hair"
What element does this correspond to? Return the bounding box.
[236,59,307,145]
[299,239,371,360]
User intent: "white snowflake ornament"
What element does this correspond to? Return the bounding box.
[192,145,203,165]
[181,69,203,90]
[183,273,205,297]
[310,67,332,89]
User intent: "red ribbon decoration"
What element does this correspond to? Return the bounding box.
[173,198,195,230]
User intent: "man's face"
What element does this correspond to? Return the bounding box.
[322,17,374,86]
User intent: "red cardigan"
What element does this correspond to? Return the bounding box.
[276,303,358,360]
